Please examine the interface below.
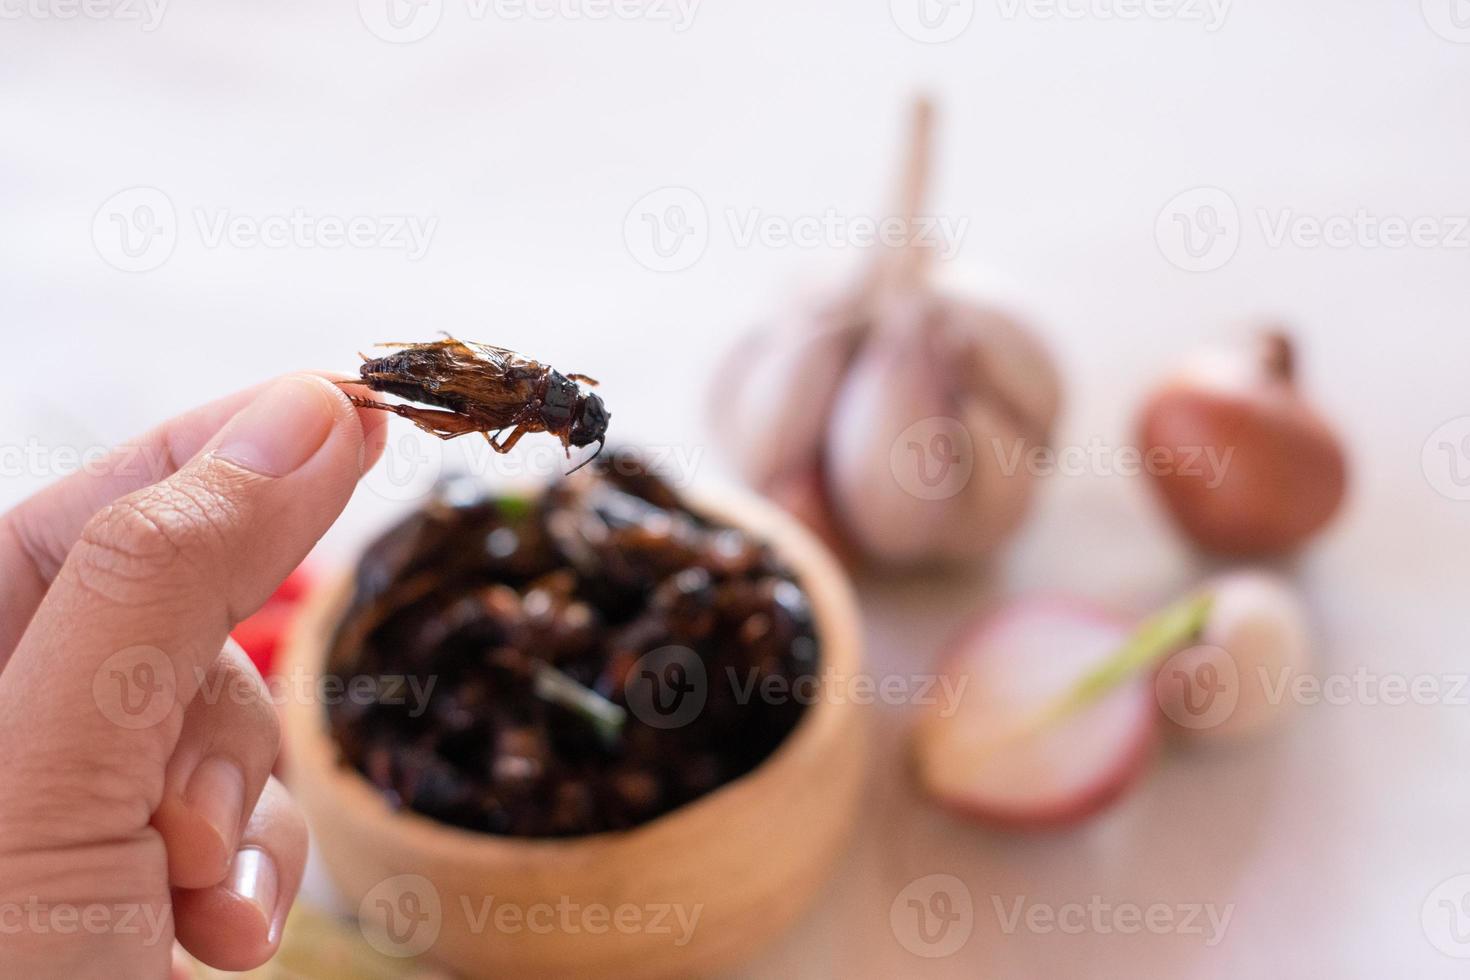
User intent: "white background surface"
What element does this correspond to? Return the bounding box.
[3,1,1470,976]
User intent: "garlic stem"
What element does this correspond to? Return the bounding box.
[893,95,935,291]
[867,96,937,305]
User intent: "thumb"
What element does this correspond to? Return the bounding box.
[0,375,371,836]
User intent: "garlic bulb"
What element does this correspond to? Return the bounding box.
[711,100,1062,568]
[824,288,1058,565]
[709,291,867,493]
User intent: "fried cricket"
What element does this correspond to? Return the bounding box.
[340,337,610,469]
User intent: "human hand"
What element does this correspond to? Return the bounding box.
[0,375,386,977]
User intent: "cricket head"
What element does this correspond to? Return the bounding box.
[570,391,610,450]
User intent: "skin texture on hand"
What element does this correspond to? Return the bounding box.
[0,374,386,977]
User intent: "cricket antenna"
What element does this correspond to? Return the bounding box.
[565,439,605,475]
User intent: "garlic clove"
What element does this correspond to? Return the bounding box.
[822,290,1055,567]
[1138,330,1348,556]
[708,293,866,492]
[935,291,1062,447]
[1154,569,1312,741]
[762,459,855,565]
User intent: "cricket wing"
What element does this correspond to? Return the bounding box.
[431,340,545,428]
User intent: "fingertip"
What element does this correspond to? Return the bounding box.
[173,855,279,971]
[173,845,291,970]
[175,779,306,971]
[307,374,387,475]
[212,376,337,479]
[171,944,197,980]
[153,795,235,890]
[356,404,389,475]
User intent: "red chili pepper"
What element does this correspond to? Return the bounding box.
[231,567,313,676]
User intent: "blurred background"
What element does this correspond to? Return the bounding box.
[4,1,1470,976]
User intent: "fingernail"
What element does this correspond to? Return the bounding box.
[213,376,336,477]
[183,755,245,858]
[227,846,279,936]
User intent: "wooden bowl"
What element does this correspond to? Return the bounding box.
[282,484,867,980]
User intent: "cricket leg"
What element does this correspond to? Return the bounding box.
[488,425,528,453]
[565,373,599,386]
[370,336,459,349]
[340,392,482,441]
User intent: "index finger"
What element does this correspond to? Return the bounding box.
[0,373,386,660]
